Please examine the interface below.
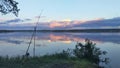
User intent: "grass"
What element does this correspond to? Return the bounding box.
[0,54,96,68]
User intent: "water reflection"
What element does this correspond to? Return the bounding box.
[0,38,28,44]
[0,32,120,68]
[1,32,120,44]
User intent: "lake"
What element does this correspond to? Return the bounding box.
[0,32,120,68]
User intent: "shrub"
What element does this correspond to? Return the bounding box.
[73,39,108,66]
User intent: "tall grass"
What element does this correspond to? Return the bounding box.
[0,54,96,68]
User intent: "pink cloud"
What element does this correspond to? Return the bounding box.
[48,20,87,28]
[49,21,63,28]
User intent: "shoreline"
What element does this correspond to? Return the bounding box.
[0,29,120,33]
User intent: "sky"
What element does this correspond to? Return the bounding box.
[0,0,120,29]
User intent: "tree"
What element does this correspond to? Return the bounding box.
[0,0,19,16]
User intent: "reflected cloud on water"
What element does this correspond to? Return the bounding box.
[0,32,120,45]
[0,38,28,44]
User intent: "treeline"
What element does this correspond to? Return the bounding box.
[0,30,14,33]
[0,29,120,33]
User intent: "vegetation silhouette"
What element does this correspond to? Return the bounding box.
[73,39,109,68]
[0,0,19,16]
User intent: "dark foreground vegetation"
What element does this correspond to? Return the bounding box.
[0,39,108,68]
[0,55,96,68]
[0,29,120,33]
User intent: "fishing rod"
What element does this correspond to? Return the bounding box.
[25,10,43,57]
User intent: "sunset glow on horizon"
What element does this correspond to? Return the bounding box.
[0,0,120,29]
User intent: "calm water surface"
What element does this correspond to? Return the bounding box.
[0,32,120,68]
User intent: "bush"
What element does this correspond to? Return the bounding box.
[73,39,109,66]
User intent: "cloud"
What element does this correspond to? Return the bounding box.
[48,20,75,28]
[35,16,46,19]
[72,17,120,28]
[0,18,31,25]
[24,18,31,21]
[0,17,120,30]
[5,19,23,23]
[62,19,71,21]
[47,20,87,28]
[49,21,65,28]
[46,17,120,29]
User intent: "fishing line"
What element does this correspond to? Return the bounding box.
[25,10,43,56]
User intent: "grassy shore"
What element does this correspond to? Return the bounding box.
[0,54,96,68]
